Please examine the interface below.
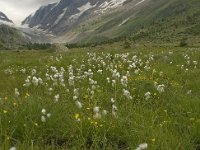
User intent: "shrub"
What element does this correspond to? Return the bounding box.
[179,38,188,47]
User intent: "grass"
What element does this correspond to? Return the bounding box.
[0,45,200,149]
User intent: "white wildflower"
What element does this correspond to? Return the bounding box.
[144,92,151,100]
[73,95,78,101]
[187,90,192,95]
[91,90,95,95]
[144,66,150,71]
[20,68,26,74]
[123,89,132,100]
[135,143,148,150]
[48,88,53,94]
[157,84,165,93]
[50,66,56,72]
[135,69,139,74]
[193,61,198,65]
[47,113,51,118]
[32,69,37,75]
[97,70,103,74]
[54,94,60,102]
[159,71,163,76]
[32,77,39,86]
[93,107,100,113]
[112,80,116,87]
[24,78,31,87]
[121,76,128,87]
[66,89,70,93]
[111,98,115,103]
[93,112,101,119]
[15,88,20,97]
[38,78,43,85]
[68,76,74,86]
[106,77,110,83]
[74,88,79,97]
[88,69,93,77]
[10,147,16,150]
[193,61,197,68]
[112,69,120,78]
[41,109,46,115]
[91,85,96,90]
[75,101,82,109]
[154,82,158,88]
[41,116,46,122]
[112,105,117,117]
[102,110,108,116]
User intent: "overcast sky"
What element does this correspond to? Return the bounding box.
[0,0,60,25]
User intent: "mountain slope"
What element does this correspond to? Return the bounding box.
[22,0,128,35]
[72,0,200,43]
[0,24,27,50]
[22,0,200,44]
[0,11,13,25]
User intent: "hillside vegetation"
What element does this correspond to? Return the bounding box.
[0,25,26,50]
[74,0,200,44]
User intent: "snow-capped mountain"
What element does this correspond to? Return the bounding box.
[22,0,130,35]
[0,11,13,25]
[21,0,200,43]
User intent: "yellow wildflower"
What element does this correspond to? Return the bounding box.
[151,138,156,142]
[75,113,80,119]
[26,93,30,96]
[13,102,17,107]
[83,95,88,100]
[3,110,7,114]
[190,118,195,121]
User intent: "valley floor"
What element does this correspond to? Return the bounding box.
[0,45,200,149]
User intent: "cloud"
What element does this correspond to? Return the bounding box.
[0,0,59,25]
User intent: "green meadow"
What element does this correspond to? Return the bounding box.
[0,45,199,149]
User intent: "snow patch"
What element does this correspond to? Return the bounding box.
[69,2,96,20]
[53,7,68,26]
[118,17,130,26]
[21,24,30,28]
[31,24,44,31]
[51,2,59,10]
[135,0,146,6]
[0,15,6,19]
[78,2,95,12]
[97,0,127,13]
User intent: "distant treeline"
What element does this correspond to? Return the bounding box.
[65,36,128,48]
[26,43,53,50]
